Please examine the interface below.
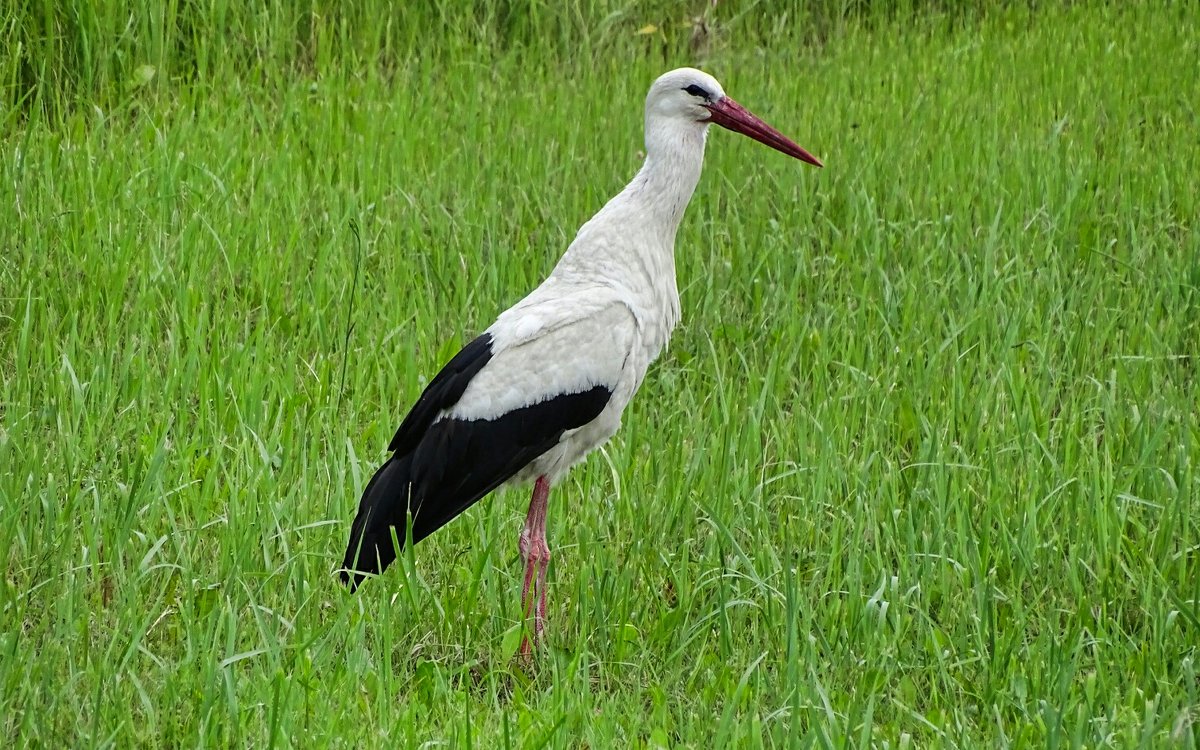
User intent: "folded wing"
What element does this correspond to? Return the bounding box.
[341,301,635,588]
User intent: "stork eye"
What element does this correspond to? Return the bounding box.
[683,84,711,99]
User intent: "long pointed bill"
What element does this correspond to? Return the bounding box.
[705,97,824,168]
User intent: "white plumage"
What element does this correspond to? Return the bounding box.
[341,67,822,658]
[455,300,635,482]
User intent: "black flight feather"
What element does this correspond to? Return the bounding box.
[388,334,494,456]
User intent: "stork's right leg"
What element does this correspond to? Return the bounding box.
[518,476,551,659]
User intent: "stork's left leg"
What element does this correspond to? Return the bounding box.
[518,476,551,658]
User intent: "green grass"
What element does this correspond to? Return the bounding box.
[3,1,1198,746]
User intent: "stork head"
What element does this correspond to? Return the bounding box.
[646,68,823,168]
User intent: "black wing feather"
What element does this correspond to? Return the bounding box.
[388,334,494,455]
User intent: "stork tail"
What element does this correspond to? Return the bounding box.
[340,455,414,590]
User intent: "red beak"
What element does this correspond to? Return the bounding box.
[705,97,823,168]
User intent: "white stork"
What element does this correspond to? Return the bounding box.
[341,68,822,657]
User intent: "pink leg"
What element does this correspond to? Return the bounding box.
[518,476,551,659]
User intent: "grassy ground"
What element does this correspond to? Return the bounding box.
[2,1,1198,746]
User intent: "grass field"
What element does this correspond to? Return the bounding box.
[3,1,1198,746]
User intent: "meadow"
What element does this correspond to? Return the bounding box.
[2,1,1197,746]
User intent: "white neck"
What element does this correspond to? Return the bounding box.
[555,115,709,291]
[606,114,709,242]
[545,115,711,349]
